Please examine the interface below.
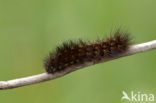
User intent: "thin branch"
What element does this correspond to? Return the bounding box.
[0,40,156,90]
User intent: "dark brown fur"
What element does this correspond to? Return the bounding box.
[44,31,131,73]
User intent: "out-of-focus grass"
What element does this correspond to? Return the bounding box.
[0,0,156,103]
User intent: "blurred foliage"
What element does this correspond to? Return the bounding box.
[0,0,156,103]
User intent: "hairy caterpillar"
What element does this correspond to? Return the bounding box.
[44,30,132,74]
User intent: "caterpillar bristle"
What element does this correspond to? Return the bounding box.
[44,31,132,74]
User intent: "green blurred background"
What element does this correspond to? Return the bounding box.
[0,0,156,103]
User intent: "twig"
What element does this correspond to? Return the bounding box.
[0,40,156,90]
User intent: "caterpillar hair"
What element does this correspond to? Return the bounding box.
[44,30,132,74]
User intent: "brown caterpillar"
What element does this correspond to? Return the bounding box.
[44,31,132,74]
